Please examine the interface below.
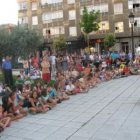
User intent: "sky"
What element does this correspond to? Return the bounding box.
[0,0,18,25]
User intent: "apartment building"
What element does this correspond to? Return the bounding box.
[17,0,140,53]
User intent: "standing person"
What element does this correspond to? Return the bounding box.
[22,59,29,75]
[46,52,52,79]
[120,50,125,58]
[110,50,116,59]
[51,53,56,77]
[31,55,39,67]
[62,55,68,75]
[128,50,132,60]
[56,55,62,72]
[41,56,50,84]
[2,56,13,86]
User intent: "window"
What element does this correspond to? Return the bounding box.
[114,3,123,15]
[69,10,76,20]
[99,21,109,32]
[18,17,28,24]
[32,16,38,25]
[18,2,27,10]
[42,10,63,23]
[115,22,124,33]
[101,3,108,13]
[69,27,77,36]
[80,0,91,2]
[80,4,108,15]
[43,26,64,38]
[41,0,63,7]
[129,17,140,31]
[68,0,75,4]
[32,2,37,11]
[133,0,140,12]
[128,0,133,9]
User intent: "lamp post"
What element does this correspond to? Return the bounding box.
[129,13,135,61]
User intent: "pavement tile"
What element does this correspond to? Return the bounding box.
[1,127,19,136]
[34,118,53,125]
[68,136,90,140]
[39,125,60,133]
[19,117,39,123]
[2,136,22,140]
[73,129,96,138]
[10,129,34,138]
[47,120,68,127]
[113,132,138,140]
[64,122,84,129]
[10,121,30,129]
[24,123,45,131]
[55,127,78,136]
[26,131,50,140]
[45,134,69,140]
[92,131,116,140]
[105,119,125,126]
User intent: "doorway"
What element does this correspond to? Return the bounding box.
[121,42,129,53]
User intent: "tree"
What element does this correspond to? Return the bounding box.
[0,28,9,62]
[53,35,66,52]
[0,26,42,62]
[104,34,116,49]
[79,6,100,48]
[75,34,87,49]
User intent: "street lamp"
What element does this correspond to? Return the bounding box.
[129,12,135,61]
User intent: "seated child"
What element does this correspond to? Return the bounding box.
[0,105,11,132]
[129,66,138,75]
[33,82,43,95]
[123,66,130,76]
[9,92,27,116]
[28,91,47,114]
[15,75,24,86]
[47,85,61,103]
[20,70,27,81]
[24,81,32,95]
[85,64,91,75]
[54,83,70,100]
[41,88,57,107]
[71,68,79,78]
[74,80,88,93]
[66,81,76,95]
[2,94,23,121]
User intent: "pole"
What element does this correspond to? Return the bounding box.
[131,23,135,61]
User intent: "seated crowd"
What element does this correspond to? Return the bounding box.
[0,50,140,133]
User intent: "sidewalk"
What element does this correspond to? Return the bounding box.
[1,76,140,140]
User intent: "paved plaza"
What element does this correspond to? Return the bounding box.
[1,76,140,140]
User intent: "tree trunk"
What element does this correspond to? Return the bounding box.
[87,35,90,52]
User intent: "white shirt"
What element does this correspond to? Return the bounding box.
[0,86,3,93]
[90,55,94,60]
[66,85,75,91]
[51,56,56,65]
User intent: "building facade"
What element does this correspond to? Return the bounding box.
[17,0,140,53]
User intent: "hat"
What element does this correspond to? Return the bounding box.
[24,81,31,85]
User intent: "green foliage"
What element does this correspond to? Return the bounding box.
[104,34,116,48]
[0,74,17,83]
[0,26,42,61]
[79,6,100,35]
[0,73,56,89]
[53,35,66,52]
